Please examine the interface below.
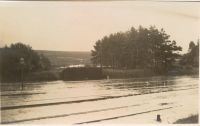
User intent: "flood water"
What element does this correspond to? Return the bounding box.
[1,75,199,124]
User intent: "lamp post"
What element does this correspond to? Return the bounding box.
[20,57,25,90]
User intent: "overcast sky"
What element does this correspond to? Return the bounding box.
[0,1,200,53]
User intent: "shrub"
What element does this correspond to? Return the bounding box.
[60,67,105,81]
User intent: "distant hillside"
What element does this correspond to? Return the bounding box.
[36,50,91,68]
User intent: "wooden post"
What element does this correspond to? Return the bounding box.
[21,67,24,90]
[20,57,25,91]
[156,114,161,122]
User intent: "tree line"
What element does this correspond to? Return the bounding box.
[0,26,198,82]
[0,43,51,82]
[91,26,183,74]
[180,41,199,67]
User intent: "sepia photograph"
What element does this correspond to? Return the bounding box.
[0,0,199,124]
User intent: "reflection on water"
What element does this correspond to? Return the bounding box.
[1,76,198,106]
[0,75,198,124]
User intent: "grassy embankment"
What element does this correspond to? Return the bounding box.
[102,68,155,78]
[174,114,199,124]
[1,66,198,83]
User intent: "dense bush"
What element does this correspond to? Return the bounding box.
[60,67,105,81]
[0,42,51,82]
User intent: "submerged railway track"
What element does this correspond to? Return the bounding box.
[1,77,198,124]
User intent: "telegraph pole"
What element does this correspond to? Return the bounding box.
[20,57,25,90]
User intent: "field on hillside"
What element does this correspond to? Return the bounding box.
[36,50,91,68]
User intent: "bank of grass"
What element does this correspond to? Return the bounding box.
[102,68,156,79]
[102,66,199,79]
[1,66,198,83]
[174,114,199,124]
[1,69,60,83]
[24,70,60,82]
